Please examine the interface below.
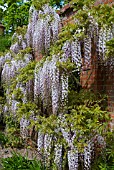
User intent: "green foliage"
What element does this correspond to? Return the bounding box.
[68,89,107,108]
[32,0,50,10]
[30,90,110,150]
[14,47,32,60]
[106,38,114,57]
[31,114,58,135]
[26,89,113,170]
[91,4,114,26]
[4,114,24,148]
[10,26,27,45]
[16,25,28,38]
[17,60,36,84]
[70,0,95,8]
[0,35,11,52]
[66,90,109,151]
[12,88,23,102]
[91,133,114,170]
[1,152,45,170]
[57,58,77,74]
[0,0,31,33]
[0,8,3,21]
[0,96,5,106]
[17,102,38,120]
[0,132,8,147]
[66,105,109,150]
[71,1,114,30]
[32,0,65,10]
[0,0,22,7]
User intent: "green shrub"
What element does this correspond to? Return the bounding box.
[91,133,114,170]
[0,132,8,148]
[1,152,45,170]
[0,35,11,52]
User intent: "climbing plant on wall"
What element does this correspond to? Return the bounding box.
[0,0,114,169]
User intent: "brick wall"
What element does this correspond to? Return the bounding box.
[95,0,114,5]
[81,57,114,131]
[105,63,114,130]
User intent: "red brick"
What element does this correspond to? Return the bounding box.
[110,113,114,119]
[109,122,114,131]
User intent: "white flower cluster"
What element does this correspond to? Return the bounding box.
[34,56,60,115]
[1,32,33,138]
[10,34,27,54]
[26,4,60,56]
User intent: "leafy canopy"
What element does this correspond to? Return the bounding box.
[0,0,31,33]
